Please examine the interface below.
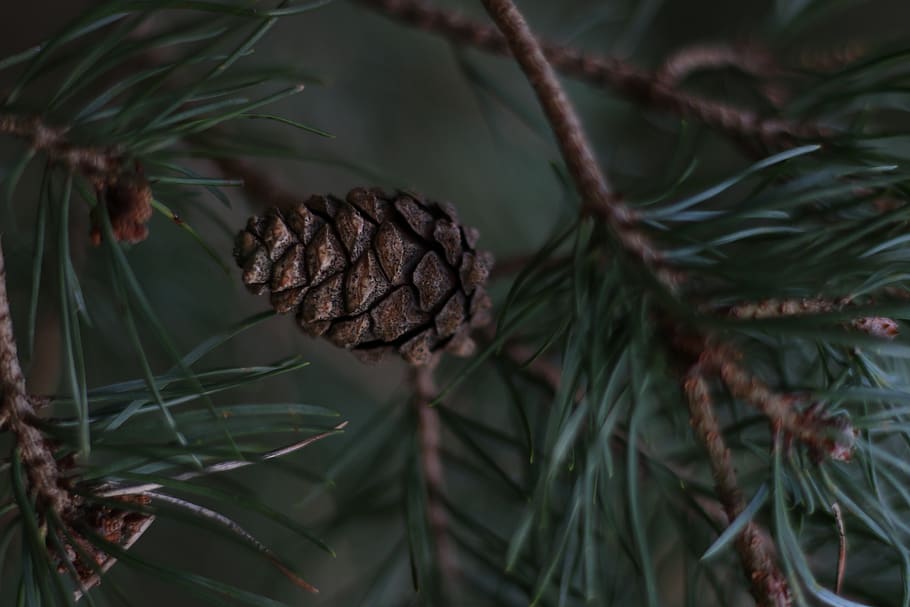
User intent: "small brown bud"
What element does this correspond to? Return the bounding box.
[90,172,153,246]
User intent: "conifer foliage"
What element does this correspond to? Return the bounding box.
[3,1,910,606]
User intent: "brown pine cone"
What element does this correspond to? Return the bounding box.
[234,188,493,365]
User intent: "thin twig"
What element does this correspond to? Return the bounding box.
[0,114,121,178]
[0,114,152,244]
[684,369,792,607]
[692,341,855,462]
[356,0,827,149]
[657,42,789,108]
[479,0,675,286]
[720,297,899,340]
[470,7,789,599]
[658,43,777,86]
[412,364,459,591]
[0,240,72,514]
[480,0,616,214]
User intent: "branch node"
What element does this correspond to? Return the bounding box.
[700,342,856,462]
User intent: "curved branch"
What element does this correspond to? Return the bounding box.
[700,342,855,462]
[479,0,613,210]
[0,114,152,244]
[479,0,674,285]
[684,369,792,607]
[720,297,899,340]
[0,240,71,515]
[357,0,827,149]
[658,43,777,86]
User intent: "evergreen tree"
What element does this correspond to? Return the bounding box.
[1,1,910,606]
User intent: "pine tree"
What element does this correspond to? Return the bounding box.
[2,1,910,606]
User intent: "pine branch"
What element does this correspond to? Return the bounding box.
[478,0,675,289]
[657,42,790,109]
[720,297,899,339]
[472,5,857,605]
[0,240,72,515]
[0,114,153,245]
[478,0,616,214]
[698,341,855,462]
[0,3,356,603]
[657,43,777,86]
[356,0,828,149]
[0,114,120,178]
[684,369,792,607]
[412,365,459,592]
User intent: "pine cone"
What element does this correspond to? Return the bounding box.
[234,188,493,365]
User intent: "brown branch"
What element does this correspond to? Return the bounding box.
[479,0,614,212]
[356,0,827,149]
[658,42,790,108]
[0,240,71,515]
[658,43,777,86]
[0,114,121,177]
[698,342,855,462]
[463,6,791,595]
[720,297,899,340]
[0,114,152,245]
[684,369,792,607]
[503,326,853,464]
[412,365,459,590]
[723,296,846,319]
[479,0,678,288]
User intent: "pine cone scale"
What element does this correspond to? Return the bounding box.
[262,211,295,261]
[346,251,390,314]
[413,251,456,311]
[235,188,493,365]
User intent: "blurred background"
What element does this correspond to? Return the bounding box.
[2,1,910,605]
